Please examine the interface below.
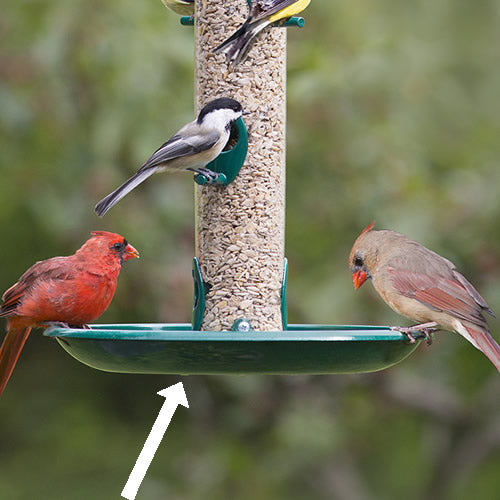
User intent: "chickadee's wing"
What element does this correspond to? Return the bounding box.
[95,131,221,216]
[139,131,220,171]
[388,268,488,326]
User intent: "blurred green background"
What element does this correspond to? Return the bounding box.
[1,0,499,498]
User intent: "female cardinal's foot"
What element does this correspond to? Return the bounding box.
[391,322,438,345]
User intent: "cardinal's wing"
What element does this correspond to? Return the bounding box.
[388,268,489,326]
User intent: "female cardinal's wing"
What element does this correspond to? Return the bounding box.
[387,268,488,326]
[451,269,495,317]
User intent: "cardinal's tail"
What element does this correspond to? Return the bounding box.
[457,323,500,373]
[0,325,32,397]
[94,168,157,217]
[214,21,269,66]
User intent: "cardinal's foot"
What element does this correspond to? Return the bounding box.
[392,322,438,345]
[42,321,70,329]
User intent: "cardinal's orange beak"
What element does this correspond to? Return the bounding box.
[123,243,140,261]
[352,270,368,290]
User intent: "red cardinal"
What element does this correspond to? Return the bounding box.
[0,231,139,396]
[349,222,500,372]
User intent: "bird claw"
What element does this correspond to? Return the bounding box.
[42,321,70,329]
[194,168,220,184]
[393,327,418,344]
[422,329,433,345]
[41,321,91,330]
[391,323,437,345]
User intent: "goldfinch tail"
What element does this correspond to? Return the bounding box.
[214,21,269,66]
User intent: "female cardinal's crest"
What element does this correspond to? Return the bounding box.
[359,221,375,237]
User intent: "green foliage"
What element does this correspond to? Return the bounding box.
[1,1,499,499]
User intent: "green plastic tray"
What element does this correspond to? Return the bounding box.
[44,323,422,375]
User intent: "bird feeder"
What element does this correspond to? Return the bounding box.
[46,0,424,373]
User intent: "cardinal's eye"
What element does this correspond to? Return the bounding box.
[353,256,363,267]
[112,242,124,251]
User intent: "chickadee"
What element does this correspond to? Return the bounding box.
[161,0,194,16]
[95,97,245,217]
[214,0,311,66]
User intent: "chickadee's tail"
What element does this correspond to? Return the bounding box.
[95,168,157,217]
[457,323,500,372]
[214,20,269,66]
[0,324,32,397]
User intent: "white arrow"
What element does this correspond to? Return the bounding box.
[121,382,189,500]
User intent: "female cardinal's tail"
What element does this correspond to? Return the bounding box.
[0,325,32,397]
[457,323,500,372]
[94,168,157,217]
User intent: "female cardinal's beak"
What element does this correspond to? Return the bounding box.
[123,243,140,261]
[352,270,368,290]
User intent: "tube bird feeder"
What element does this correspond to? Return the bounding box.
[194,0,287,331]
[46,0,425,374]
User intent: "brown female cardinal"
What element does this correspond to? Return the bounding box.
[0,231,139,397]
[349,222,500,372]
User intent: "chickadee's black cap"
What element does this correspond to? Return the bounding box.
[197,97,243,123]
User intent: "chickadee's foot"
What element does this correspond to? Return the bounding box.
[194,168,219,183]
[392,322,438,345]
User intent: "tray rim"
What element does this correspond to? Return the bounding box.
[44,323,421,343]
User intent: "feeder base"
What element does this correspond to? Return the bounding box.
[45,323,424,375]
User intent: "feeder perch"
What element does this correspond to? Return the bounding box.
[180,16,306,28]
[46,1,424,376]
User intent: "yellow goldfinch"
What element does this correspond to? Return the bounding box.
[214,0,311,65]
